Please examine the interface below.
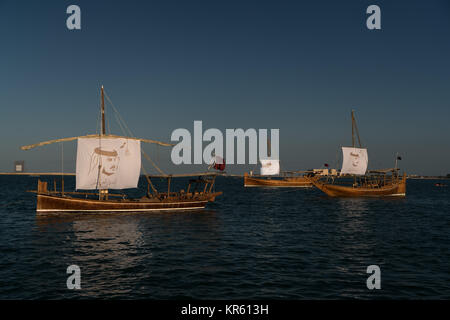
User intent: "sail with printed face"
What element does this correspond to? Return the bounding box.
[76,137,141,190]
[260,159,280,175]
[340,147,368,175]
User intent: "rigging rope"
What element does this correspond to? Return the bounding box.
[102,90,167,193]
[103,91,166,176]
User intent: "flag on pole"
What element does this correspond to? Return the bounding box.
[212,156,225,171]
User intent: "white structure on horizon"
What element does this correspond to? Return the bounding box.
[14,161,25,173]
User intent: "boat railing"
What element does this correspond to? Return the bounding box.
[317,171,402,188]
[145,173,219,201]
[33,180,129,199]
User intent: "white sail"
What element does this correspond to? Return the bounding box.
[340,147,368,175]
[260,159,280,175]
[76,137,141,190]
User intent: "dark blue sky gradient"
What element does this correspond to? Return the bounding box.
[1,0,449,175]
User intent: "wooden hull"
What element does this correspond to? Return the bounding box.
[244,173,312,188]
[36,193,222,214]
[308,174,407,197]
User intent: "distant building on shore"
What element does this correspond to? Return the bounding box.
[14,161,25,173]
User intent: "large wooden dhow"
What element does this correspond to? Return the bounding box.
[22,86,222,214]
[308,170,406,197]
[33,173,221,213]
[307,111,407,197]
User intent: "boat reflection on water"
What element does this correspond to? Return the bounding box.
[335,196,405,239]
[34,210,220,297]
[331,196,407,280]
[336,197,370,235]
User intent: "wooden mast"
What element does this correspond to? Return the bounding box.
[101,86,105,135]
[351,110,362,148]
[99,85,107,200]
[351,110,362,186]
[351,110,355,148]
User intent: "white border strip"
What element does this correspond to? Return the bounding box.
[37,206,206,213]
[244,185,312,188]
[38,195,208,206]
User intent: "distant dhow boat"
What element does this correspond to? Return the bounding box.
[21,86,222,214]
[244,158,313,188]
[308,110,406,197]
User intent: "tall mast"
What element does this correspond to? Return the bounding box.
[351,110,362,185]
[101,85,105,135]
[99,85,107,200]
[351,110,355,148]
[351,110,362,148]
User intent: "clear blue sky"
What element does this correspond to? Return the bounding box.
[0,0,449,175]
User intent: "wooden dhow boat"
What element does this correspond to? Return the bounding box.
[307,111,407,197]
[309,169,406,197]
[21,86,222,214]
[243,135,315,187]
[244,159,313,187]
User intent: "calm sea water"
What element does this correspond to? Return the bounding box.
[0,175,449,299]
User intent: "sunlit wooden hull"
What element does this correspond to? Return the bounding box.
[244,173,312,187]
[36,192,222,214]
[308,174,407,197]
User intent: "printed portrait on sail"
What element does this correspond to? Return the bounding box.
[340,147,368,176]
[76,137,141,190]
[88,147,120,188]
[350,151,360,167]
